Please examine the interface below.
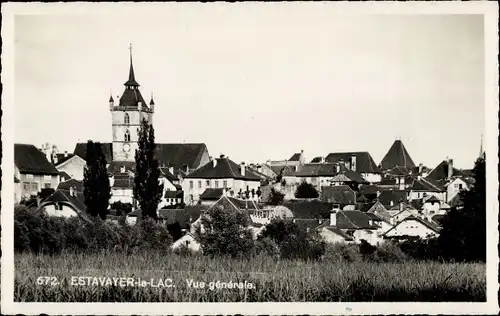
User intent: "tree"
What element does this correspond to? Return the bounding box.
[134,118,164,220]
[196,205,255,258]
[438,156,486,262]
[83,140,111,220]
[267,187,285,205]
[294,181,319,199]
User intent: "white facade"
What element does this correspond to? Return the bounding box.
[409,190,446,202]
[361,173,382,184]
[55,155,86,181]
[446,178,468,203]
[110,188,134,204]
[15,166,59,200]
[318,227,352,244]
[171,233,201,252]
[384,219,439,239]
[42,203,79,218]
[182,178,260,205]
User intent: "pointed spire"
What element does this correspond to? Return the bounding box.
[150,92,155,106]
[109,94,114,103]
[479,133,485,159]
[124,43,140,87]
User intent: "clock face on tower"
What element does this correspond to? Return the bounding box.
[123,143,131,152]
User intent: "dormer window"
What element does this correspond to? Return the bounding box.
[124,113,130,125]
[120,166,126,174]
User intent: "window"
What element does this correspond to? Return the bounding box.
[124,113,130,125]
[44,183,51,189]
[223,180,227,188]
[198,181,202,189]
[30,182,38,192]
[26,174,34,180]
[189,181,193,189]
[206,180,210,187]
[215,181,219,188]
[44,175,51,181]
[454,184,459,189]
[458,184,463,190]
[185,240,190,246]
[23,182,30,192]
[124,130,131,142]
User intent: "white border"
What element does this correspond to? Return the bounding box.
[1,2,499,315]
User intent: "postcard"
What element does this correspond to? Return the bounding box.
[1,1,498,315]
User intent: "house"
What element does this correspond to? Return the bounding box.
[408,176,447,202]
[53,153,87,181]
[171,232,201,252]
[324,152,382,183]
[446,177,473,203]
[384,215,440,239]
[38,186,91,223]
[14,144,60,200]
[267,150,306,168]
[388,203,420,225]
[379,139,416,171]
[426,158,466,185]
[316,209,383,246]
[198,188,230,205]
[366,200,392,222]
[182,155,262,205]
[376,190,408,209]
[247,163,277,182]
[365,212,393,235]
[421,195,448,220]
[321,185,357,208]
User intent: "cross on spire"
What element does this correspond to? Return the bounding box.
[124,43,140,87]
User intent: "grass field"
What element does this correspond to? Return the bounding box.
[14,251,485,302]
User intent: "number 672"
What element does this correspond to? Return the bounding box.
[36,276,58,286]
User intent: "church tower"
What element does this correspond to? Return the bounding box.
[109,45,155,162]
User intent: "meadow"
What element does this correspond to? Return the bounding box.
[15,251,486,302]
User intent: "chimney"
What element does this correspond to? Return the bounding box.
[320,156,325,164]
[390,200,394,207]
[189,216,193,223]
[418,163,423,174]
[168,166,174,175]
[240,162,246,176]
[368,219,373,226]
[257,165,263,173]
[120,166,126,173]
[376,191,381,198]
[64,151,68,157]
[52,152,58,165]
[447,159,453,180]
[318,219,323,224]
[330,210,337,226]
[351,155,357,171]
[336,164,340,173]
[69,186,75,197]
[399,202,403,212]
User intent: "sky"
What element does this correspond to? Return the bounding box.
[14,6,485,169]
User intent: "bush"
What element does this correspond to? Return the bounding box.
[371,241,409,263]
[294,181,319,199]
[14,206,172,255]
[254,237,280,258]
[323,243,362,263]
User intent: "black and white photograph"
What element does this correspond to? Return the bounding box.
[1,2,498,315]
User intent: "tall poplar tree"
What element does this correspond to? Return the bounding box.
[134,118,164,220]
[83,140,111,220]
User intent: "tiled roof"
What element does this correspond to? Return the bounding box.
[379,178,397,186]
[283,200,336,219]
[57,179,84,192]
[384,166,411,177]
[431,214,445,226]
[15,144,60,175]
[53,153,76,166]
[74,143,208,171]
[293,163,339,177]
[108,161,136,175]
[366,201,391,221]
[377,190,408,208]
[410,199,424,210]
[59,171,72,181]
[164,190,183,199]
[411,177,446,192]
[74,143,113,163]
[337,210,379,230]
[325,152,381,174]
[310,157,323,163]
[288,152,302,161]
[425,195,441,203]
[427,160,465,181]
[384,215,440,236]
[40,189,91,223]
[119,88,147,108]
[184,157,261,181]
[159,167,179,182]
[380,140,416,170]
[199,188,225,200]
[321,185,357,205]
[315,220,355,241]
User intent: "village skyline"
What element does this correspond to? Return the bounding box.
[14,10,485,169]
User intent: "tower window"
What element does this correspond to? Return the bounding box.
[124,130,131,142]
[124,113,130,125]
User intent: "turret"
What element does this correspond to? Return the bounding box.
[150,93,155,113]
[109,94,114,110]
